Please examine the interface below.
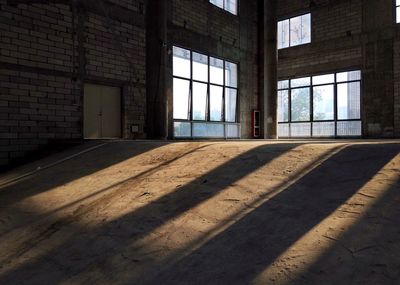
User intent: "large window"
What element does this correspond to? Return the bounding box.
[209,0,237,15]
[278,13,311,49]
[277,70,362,138]
[173,46,239,138]
[397,0,400,23]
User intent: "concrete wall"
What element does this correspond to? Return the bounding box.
[277,0,399,138]
[0,0,146,167]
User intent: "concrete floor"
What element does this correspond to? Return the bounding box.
[0,140,399,285]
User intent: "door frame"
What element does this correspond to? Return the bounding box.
[83,82,123,140]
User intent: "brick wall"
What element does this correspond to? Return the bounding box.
[0,0,146,168]
[0,70,80,165]
[313,0,362,42]
[84,11,146,137]
[277,0,397,138]
[171,0,259,138]
[277,0,363,77]
[0,3,74,72]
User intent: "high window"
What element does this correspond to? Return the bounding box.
[277,70,362,138]
[173,46,240,138]
[209,0,237,15]
[397,0,400,23]
[278,13,311,49]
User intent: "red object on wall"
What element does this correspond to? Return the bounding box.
[252,110,260,138]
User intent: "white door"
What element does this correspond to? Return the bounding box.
[84,84,121,139]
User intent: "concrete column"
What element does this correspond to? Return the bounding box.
[260,0,278,139]
[361,0,394,137]
[146,0,168,139]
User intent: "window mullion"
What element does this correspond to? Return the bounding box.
[223,60,226,122]
[310,85,313,137]
[207,56,210,121]
[334,73,338,138]
[190,51,193,121]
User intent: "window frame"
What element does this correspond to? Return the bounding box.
[277,12,312,49]
[172,45,240,138]
[209,0,238,16]
[277,70,362,138]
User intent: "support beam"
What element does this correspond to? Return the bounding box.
[260,0,278,139]
[146,0,169,139]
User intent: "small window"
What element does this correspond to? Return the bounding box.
[278,13,311,49]
[396,0,400,23]
[210,0,237,15]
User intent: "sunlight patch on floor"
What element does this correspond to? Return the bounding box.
[251,153,400,285]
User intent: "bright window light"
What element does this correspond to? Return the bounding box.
[172,46,239,138]
[278,13,311,49]
[277,70,362,138]
[209,0,237,15]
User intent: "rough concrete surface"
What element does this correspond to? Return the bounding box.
[0,140,399,285]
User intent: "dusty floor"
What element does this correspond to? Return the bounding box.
[0,140,399,285]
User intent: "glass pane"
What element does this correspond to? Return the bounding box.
[192,82,207,120]
[173,78,190,120]
[174,122,191,137]
[291,77,310,88]
[337,82,361,120]
[224,0,237,15]
[290,16,302,46]
[301,13,311,44]
[192,52,208,82]
[313,84,334,121]
[290,123,311,137]
[173,46,191,78]
[398,7,400,23]
[193,123,224,138]
[226,124,239,138]
[225,61,238,87]
[336,70,361,82]
[398,0,400,6]
[312,74,334,85]
[290,14,311,46]
[210,0,223,9]
[337,121,362,136]
[225,88,237,122]
[291,87,310,121]
[210,85,223,121]
[278,80,289,90]
[210,57,224,85]
[277,20,290,49]
[278,124,289,137]
[278,90,289,122]
[313,122,335,137]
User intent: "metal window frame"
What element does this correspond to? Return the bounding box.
[209,0,238,16]
[277,13,312,50]
[172,45,239,139]
[277,70,362,138]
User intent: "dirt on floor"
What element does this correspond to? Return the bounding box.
[0,140,399,285]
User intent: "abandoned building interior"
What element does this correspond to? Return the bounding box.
[0,0,398,168]
[0,0,400,284]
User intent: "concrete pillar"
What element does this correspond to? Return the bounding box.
[260,0,278,139]
[146,0,169,139]
[361,0,394,137]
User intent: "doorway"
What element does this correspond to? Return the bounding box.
[84,84,121,139]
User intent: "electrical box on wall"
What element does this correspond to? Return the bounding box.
[252,110,260,138]
[131,124,139,133]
